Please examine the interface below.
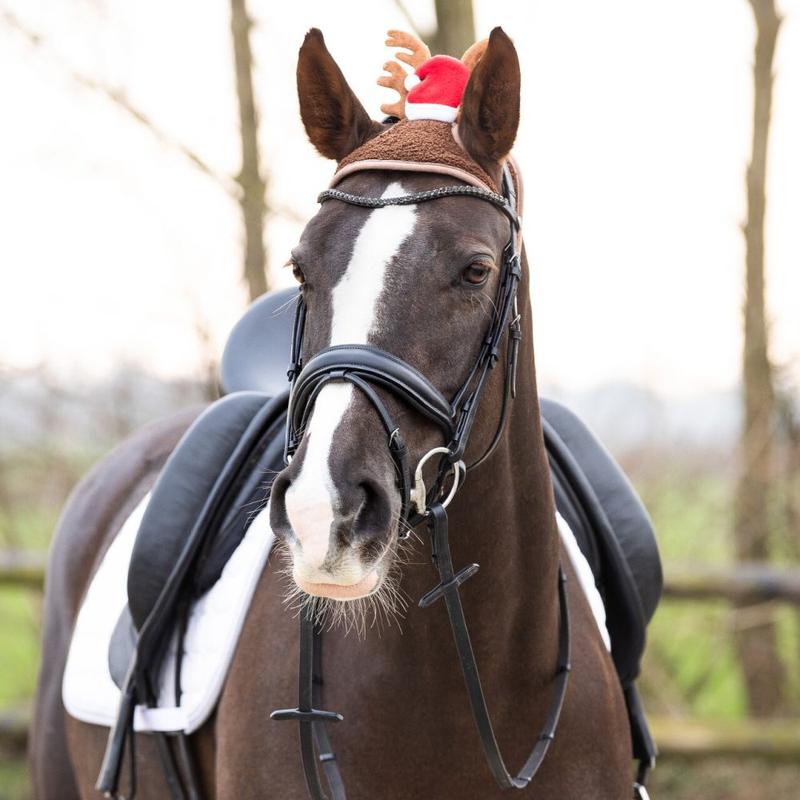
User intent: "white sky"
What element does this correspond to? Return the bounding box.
[0,0,798,396]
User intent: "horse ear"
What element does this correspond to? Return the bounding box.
[457,28,520,176]
[297,29,382,161]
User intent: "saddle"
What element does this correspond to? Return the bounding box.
[102,287,660,790]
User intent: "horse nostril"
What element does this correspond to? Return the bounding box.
[268,471,293,536]
[350,479,393,544]
[270,471,289,507]
[328,478,387,545]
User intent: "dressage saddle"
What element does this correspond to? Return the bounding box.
[104,287,660,792]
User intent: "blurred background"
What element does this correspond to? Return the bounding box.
[1,0,799,797]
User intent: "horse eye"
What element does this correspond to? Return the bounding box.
[461,263,491,287]
[291,261,306,285]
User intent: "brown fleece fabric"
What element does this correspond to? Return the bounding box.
[336,119,500,193]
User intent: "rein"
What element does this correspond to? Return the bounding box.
[272,166,573,798]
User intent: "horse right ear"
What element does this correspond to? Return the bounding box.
[297,29,382,161]
[457,28,520,178]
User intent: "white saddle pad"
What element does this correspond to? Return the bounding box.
[62,493,275,734]
[62,497,607,736]
[557,512,611,652]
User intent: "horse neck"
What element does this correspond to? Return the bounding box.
[407,257,561,670]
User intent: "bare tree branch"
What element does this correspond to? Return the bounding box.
[389,0,476,58]
[1,8,239,198]
[230,0,269,299]
[734,0,784,718]
[429,0,476,56]
[390,0,423,37]
[2,4,315,302]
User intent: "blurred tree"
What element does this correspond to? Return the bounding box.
[734,0,784,718]
[776,381,800,604]
[393,0,476,56]
[781,397,800,557]
[2,5,273,302]
[429,0,476,57]
[230,0,269,301]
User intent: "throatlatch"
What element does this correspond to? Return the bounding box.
[271,166,582,798]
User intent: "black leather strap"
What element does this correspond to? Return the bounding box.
[270,609,345,800]
[288,344,455,449]
[311,627,348,800]
[419,503,571,789]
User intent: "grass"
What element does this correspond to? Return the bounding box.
[648,759,800,800]
[0,459,62,714]
[0,761,29,800]
[0,589,40,708]
[635,466,755,719]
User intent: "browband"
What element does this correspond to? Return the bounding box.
[330,156,524,221]
[332,159,497,193]
[317,185,519,229]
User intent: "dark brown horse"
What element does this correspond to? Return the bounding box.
[30,27,631,799]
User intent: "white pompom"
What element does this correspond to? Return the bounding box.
[404,73,421,92]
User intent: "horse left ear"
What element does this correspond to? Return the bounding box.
[457,28,520,177]
[297,29,382,161]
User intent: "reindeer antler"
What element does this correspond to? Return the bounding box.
[377,59,409,118]
[461,38,489,73]
[378,30,431,118]
[386,30,431,68]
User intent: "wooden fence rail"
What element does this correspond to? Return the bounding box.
[0,708,29,755]
[4,551,800,604]
[0,551,47,589]
[662,563,800,605]
[3,553,800,759]
[651,716,800,762]
[2,709,800,761]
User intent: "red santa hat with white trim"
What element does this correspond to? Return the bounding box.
[404,55,470,123]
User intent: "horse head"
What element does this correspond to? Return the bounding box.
[269,27,522,610]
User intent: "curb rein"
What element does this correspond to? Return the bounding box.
[271,166,575,799]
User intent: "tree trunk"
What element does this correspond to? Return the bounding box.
[429,0,476,57]
[734,0,783,718]
[230,0,268,301]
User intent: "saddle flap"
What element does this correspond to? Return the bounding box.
[541,398,663,685]
[128,391,272,624]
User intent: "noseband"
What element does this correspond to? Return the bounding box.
[273,166,573,799]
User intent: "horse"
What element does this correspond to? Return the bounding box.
[30,27,633,799]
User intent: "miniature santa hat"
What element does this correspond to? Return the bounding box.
[404,55,470,123]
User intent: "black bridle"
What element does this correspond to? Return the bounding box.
[272,166,573,798]
[285,172,524,518]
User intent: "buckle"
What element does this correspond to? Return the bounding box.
[409,447,464,514]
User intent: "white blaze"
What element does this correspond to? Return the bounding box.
[285,182,416,578]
